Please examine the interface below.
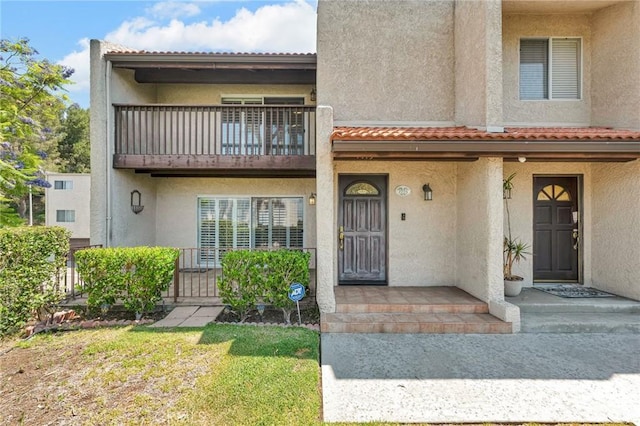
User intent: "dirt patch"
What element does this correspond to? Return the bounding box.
[215,303,320,326]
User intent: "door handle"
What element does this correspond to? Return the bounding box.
[339,226,344,250]
[572,228,579,250]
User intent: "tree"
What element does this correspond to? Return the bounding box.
[0,38,73,226]
[58,104,90,173]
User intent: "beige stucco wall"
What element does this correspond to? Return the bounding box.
[110,171,158,247]
[591,1,640,130]
[156,84,316,105]
[154,177,316,249]
[334,162,458,287]
[502,162,593,287]
[317,0,455,123]
[454,0,504,129]
[456,158,504,302]
[45,173,91,239]
[111,69,156,104]
[502,14,592,126]
[591,160,640,301]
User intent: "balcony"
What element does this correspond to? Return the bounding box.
[113,104,316,177]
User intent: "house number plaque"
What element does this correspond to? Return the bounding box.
[394,185,411,197]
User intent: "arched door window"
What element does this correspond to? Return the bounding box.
[537,184,571,201]
[344,181,380,196]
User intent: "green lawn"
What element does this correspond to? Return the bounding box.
[1,324,321,425]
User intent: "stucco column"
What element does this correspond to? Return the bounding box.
[315,106,336,313]
[456,157,520,331]
[89,40,109,246]
[454,0,503,130]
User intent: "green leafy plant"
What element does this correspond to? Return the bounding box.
[262,250,311,324]
[0,226,69,336]
[503,173,531,281]
[75,247,179,316]
[219,249,311,323]
[218,250,262,322]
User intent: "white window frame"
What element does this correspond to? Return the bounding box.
[56,209,75,222]
[197,196,304,265]
[54,180,73,190]
[519,37,583,101]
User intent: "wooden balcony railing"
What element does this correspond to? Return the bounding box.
[113,104,316,174]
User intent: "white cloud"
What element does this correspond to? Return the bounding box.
[58,38,90,97]
[106,0,317,52]
[58,0,317,107]
[146,2,201,19]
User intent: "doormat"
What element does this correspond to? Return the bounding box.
[534,284,616,298]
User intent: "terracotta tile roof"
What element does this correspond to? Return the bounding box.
[105,49,316,57]
[331,126,640,142]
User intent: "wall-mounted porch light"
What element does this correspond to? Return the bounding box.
[131,189,144,214]
[310,87,317,102]
[422,184,433,201]
[309,192,316,205]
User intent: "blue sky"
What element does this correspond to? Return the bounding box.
[0,0,317,107]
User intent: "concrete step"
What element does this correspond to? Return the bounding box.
[321,312,512,334]
[521,312,640,334]
[336,301,489,314]
[516,299,640,314]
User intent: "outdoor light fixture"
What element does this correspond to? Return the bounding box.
[503,187,512,200]
[518,156,527,163]
[309,192,317,205]
[422,184,433,201]
[130,189,144,214]
[310,87,317,102]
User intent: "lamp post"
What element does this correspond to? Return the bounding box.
[28,184,33,226]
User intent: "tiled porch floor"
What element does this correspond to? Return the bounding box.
[322,286,512,334]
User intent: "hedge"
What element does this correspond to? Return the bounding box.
[0,226,70,336]
[219,249,311,323]
[75,247,179,316]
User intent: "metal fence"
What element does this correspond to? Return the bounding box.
[66,247,317,303]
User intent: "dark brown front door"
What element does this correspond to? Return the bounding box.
[533,176,579,282]
[338,175,387,284]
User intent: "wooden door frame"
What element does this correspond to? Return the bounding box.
[337,173,389,285]
[532,174,584,283]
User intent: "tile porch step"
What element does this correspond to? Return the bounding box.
[336,301,489,314]
[321,312,512,334]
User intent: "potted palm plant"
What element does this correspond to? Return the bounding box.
[503,173,530,296]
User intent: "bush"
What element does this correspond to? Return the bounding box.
[219,249,311,324]
[0,226,70,336]
[75,247,179,316]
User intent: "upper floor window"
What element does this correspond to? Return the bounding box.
[54,180,73,190]
[519,38,581,100]
[56,210,75,222]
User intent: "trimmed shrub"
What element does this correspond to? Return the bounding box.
[75,247,179,316]
[0,226,70,336]
[219,249,311,324]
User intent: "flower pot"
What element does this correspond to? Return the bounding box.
[504,279,523,297]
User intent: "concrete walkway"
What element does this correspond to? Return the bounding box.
[321,333,640,424]
[150,306,223,327]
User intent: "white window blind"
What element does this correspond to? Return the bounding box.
[56,210,75,222]
[252,197,303,249]
[551,39,581,99]
[520,39,548,100]
[54,180,73,190]
[520,38,581,100]
[198,198,250,264]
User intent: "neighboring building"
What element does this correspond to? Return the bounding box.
[89,41,317,264]
[45,172,91,248]
[90,0,640,331]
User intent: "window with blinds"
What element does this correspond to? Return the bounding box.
[198,198,251,264]
[519,38,581,100]
[198,196,303,264]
